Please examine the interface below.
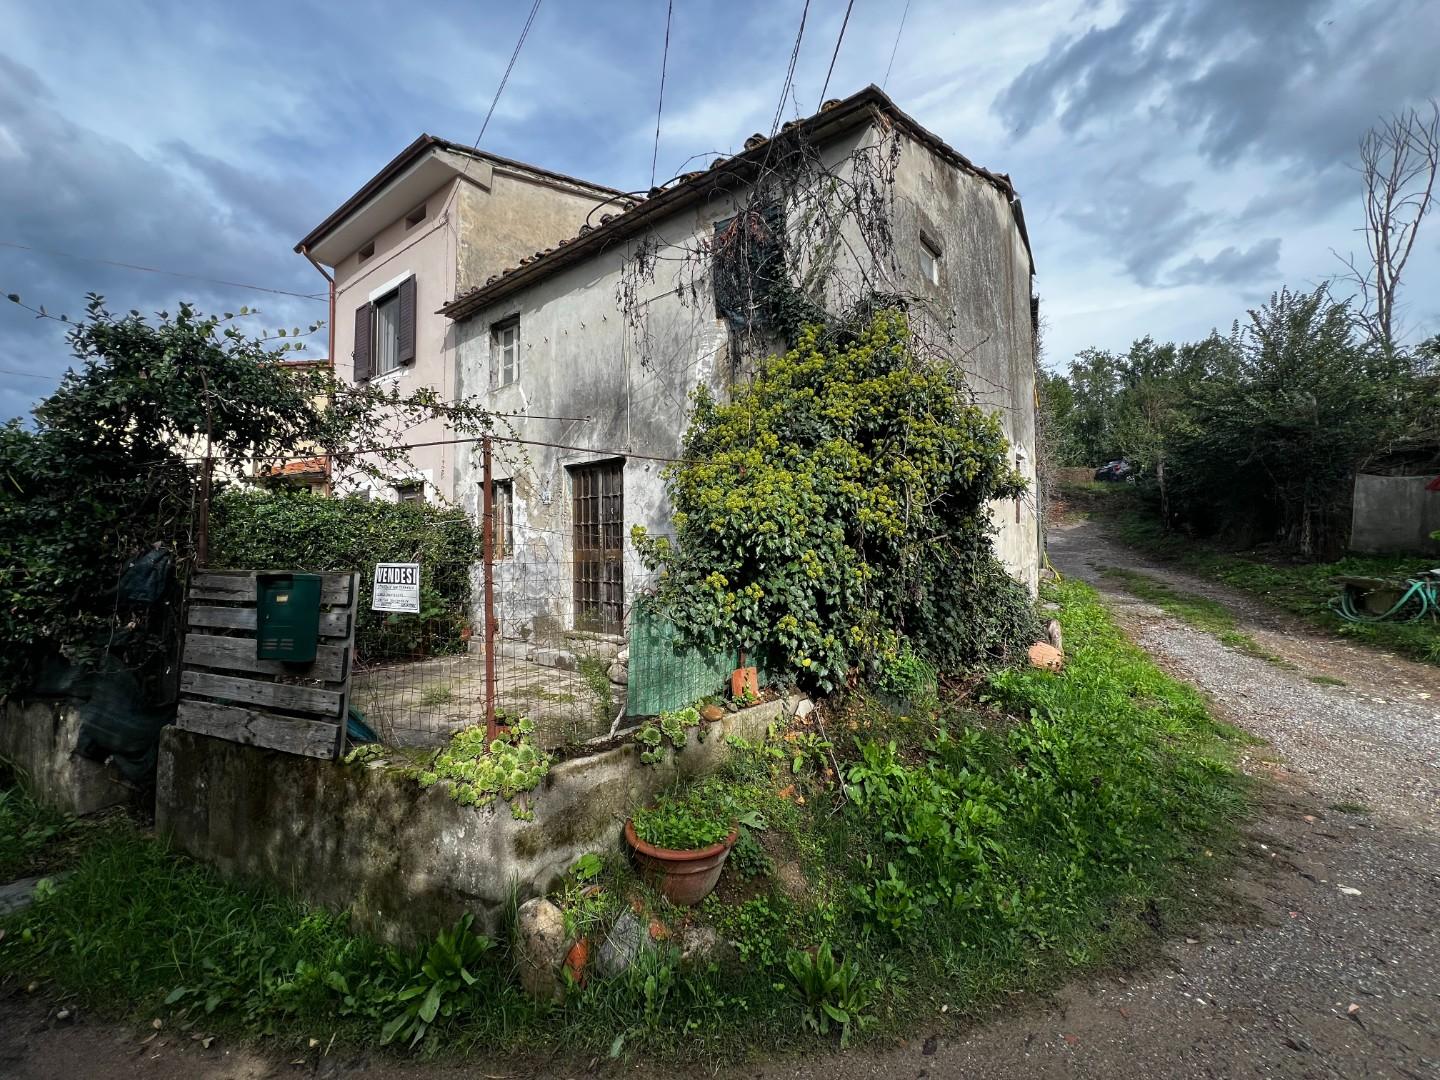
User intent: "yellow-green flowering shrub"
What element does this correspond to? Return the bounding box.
[634,308,1037,691]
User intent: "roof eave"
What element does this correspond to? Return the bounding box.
[437,84,1035,320]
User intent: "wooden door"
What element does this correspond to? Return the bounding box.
[571,460,624,634]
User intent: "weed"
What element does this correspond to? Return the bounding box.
[633,778,734,850]
[578,656,615,728]
[0,769,71,879]
[1308,674,1346,687]
[729,828,773,879]
[380,914,495,1048]
[784,942,875,1048]
[418,686,454,708]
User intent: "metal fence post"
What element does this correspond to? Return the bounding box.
[482,434,498,741]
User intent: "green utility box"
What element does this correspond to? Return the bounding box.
[256,572,322,664]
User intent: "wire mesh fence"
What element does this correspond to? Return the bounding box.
[348,437,747,752]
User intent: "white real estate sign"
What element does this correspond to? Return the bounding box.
[371,562,421,613]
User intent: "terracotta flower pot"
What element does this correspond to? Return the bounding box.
[625,818,739,906]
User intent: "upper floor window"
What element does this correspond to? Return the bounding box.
[353,276,416,382]
[395,480,425,505]
[919,234,942,286]
[373,289,402,376]
[492,316,520,387]
[405,203,427,229]
[358,240,375,263]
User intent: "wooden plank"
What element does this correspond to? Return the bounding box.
[183,633,346,683]
[176,700,340,759]
[181,669,343,718]
[187,606,351,638]
[189,572,353,606]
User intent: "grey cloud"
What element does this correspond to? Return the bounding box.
[0,55,326,415]
[1066,173,1214,286]
[997,0,1440,182]
[1168,238,1282,286]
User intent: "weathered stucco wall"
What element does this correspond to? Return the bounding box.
[328,161,619,504]
[0,700,130,816]
[156,698,795,947]
[449,119,1040,644]
[1350,474,1440,554]
[890,136,1041,591]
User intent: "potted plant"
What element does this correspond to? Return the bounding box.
[625,783,738,905]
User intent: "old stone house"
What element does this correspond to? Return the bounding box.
[299,85,1039,655]
[437,86,1040,649]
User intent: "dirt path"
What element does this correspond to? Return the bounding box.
[4,520,1438,1079]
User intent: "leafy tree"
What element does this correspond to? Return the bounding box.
[1172,286,1419,556]
[633,308,1036,692]
[0,295,491,694]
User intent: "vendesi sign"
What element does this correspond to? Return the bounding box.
[371,562,421,614]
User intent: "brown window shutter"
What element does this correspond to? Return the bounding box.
[397,276,417,366]
[353,302,373,382]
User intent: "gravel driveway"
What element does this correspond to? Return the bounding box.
[4,519,1438,1079]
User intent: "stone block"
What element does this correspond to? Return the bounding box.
[0,700,129,817]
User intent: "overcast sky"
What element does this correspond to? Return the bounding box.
[3,0,1438,419]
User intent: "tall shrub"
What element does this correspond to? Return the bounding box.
[633,309,1036,691]
[209,490,481,659]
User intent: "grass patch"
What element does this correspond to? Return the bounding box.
[1099,567,1288,664]
[0,765,73,880]
[418,686,454,708]
[1065,482,1440,667]
[1,580,1250,1063]
[1308,674,1347,687]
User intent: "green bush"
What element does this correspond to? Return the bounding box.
[635,308,1036,692]
[210,489,481,660]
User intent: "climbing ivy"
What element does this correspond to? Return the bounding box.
[634,308,1037,691]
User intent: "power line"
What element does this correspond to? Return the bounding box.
[649,0,674,189]
[0,367,62,382]
[458,0,543,170]
[0,241,327,302]
[818,0,857,106]
[769,0,813,138]
[883,0,912,89]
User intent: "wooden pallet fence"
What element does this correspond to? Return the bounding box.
[177,570,359,759]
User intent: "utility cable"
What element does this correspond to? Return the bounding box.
[882,0,912,89]
[818,0,857,106]
[0,241,327,302]
[769,0,813,138]
[649,0,674,189]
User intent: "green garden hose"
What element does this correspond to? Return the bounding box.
[1330,577,1438,623]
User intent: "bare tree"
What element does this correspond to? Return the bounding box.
[1337,100,1439,352]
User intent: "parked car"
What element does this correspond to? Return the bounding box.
[1094,459,1132,482]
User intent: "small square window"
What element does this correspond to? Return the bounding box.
[405,203,427,229]
[395,481,424,505]
[358,240,375,262]
[491,317,520,387]
[490,479,514,557]
[919,236,942,286]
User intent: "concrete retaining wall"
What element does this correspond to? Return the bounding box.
[0,699,131,816]
[1350,474,1440,555]
[156,696,797,948]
